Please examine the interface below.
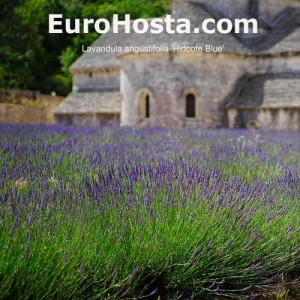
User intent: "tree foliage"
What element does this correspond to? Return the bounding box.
[0,0,168,95]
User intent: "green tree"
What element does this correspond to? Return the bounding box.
[0,0,168,95]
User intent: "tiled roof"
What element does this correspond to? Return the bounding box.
[70,1,300,71]
[55,92,122,114]
[227,73,300,108]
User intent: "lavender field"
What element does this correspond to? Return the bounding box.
[0,124,299,299]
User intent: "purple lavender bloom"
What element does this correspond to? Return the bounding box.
[149,288,158,296]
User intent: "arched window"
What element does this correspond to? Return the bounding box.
[186,94,196,118]
[145,94,150,118]
[138,92,150,119]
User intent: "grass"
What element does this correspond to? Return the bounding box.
[0,124,299,299]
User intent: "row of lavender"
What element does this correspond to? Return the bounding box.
[0,124,299,299]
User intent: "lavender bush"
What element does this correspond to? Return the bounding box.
[0,124,299,299]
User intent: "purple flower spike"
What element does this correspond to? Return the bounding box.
[149,288,158,296]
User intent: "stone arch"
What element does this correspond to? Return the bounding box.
[136,89,152,120]
[183,88,199,118]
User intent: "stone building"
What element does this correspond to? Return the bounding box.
[55,0,300,130]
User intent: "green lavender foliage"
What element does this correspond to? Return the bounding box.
[0,125,299,299]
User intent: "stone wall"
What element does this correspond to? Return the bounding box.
[0,104,46,124]
[0,93,63,124]
[120,52,244,127]
[72,68,120,92]
[119,51,300,128]
[55,113,120,126]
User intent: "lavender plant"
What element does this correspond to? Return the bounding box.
[0,124,299,299]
